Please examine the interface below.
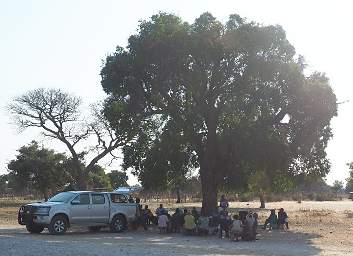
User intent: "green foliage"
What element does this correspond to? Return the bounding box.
[107,170,128,189]
[87,165,112,190]
[332,180,344,193]
[101,12,337,212]
[345,162,353,192]
[7,141,69,199]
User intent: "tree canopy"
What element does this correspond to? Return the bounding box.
[100,12,336,213]
[107,170,129,189]
[7,141,69,200]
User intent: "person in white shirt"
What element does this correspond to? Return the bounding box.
[158,213,169,234]
[230,215,243,242]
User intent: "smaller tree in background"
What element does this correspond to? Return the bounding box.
[107,170,128,189]
[7,141,69,200]
[8,88,134,190]
[87,165,112,190]
[332,180,344,194]
[345,162,353,192]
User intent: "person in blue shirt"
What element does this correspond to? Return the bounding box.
[263,209,278,230]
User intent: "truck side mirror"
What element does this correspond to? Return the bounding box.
[71,200,80,205]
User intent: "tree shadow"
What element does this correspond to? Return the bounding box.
[0,226,323,256]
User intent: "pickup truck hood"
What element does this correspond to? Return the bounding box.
[27,201,64,207]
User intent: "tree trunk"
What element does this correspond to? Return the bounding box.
[43,190,49,202]
[200,109,219,216]
[200,171,218,215]
[176,187,181,203]
[200,157,218,215]
[259,192,265,208]
[77,171,88,190]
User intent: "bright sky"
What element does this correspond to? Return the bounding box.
[1,0,352,186]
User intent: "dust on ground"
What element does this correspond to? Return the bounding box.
[1,199,353,255]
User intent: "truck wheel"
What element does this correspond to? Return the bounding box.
[26,224,44,234]
[48,215,68,235]
[110,215,126,233]
[88,226,101,232]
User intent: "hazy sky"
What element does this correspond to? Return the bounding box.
[1,0,352,185]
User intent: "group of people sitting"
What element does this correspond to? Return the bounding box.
[132,195,263,242]
[262,208,289,230]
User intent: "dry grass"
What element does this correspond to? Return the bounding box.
[0,197,40,226]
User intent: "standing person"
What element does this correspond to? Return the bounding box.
[143,205,154,225]
[183,210,196,235]
[158,212,169,234]
[219,194,229,210]
[278,208,289,230]
[230,215,243,242]
[219,210,231,239]
[155,204,166,216]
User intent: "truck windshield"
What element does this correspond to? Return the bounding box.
[48,192,75,203]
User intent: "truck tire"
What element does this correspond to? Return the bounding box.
[88,226,102,232]
[110,215,126,233]
[26,224,44,234]
[48,215,68,235]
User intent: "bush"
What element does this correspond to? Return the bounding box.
[266,194,283,202]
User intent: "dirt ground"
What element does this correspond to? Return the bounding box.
[1,200,353,255]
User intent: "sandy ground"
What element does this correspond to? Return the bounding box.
[1,200,353,255]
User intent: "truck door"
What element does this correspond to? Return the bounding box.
[70,193,91,224]
[90,193,109,223]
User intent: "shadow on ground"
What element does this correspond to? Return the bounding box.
[0,226,322,256]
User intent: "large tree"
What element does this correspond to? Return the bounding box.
[8,89,134,189]
[101,13,337,214]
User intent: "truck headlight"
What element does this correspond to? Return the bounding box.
[35,207,51,216]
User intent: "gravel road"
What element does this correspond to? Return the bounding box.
[0,226,337,256]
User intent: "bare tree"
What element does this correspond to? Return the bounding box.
[8,88,133,189]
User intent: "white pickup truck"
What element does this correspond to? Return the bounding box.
[18,191,139,234]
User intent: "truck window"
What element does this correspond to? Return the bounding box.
[73,194,90,204]
[91,194,105,204]
[110,194,127,203]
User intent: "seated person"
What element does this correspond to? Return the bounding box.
[197,215,210,236]
[209,210,220,235]
[230,215,243,242]
[171,208,183,233]
[158,213,169,234]
[243,213,256,241]
[278,208,289,230]
[184,210,196,235]
[263,209,278,230]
